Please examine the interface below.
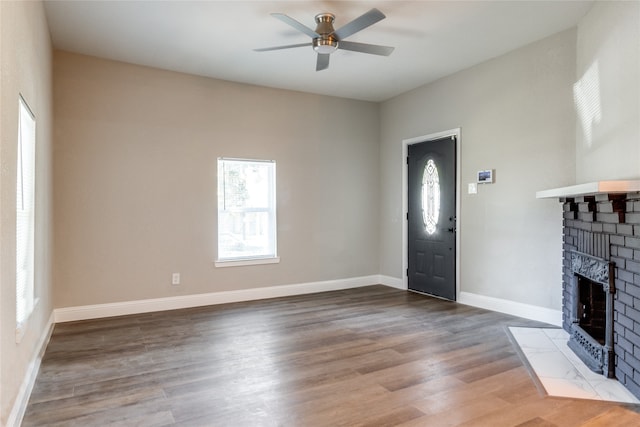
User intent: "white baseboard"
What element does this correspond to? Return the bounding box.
[378,275,405,290]
[376,277,560,326]
[6,311,55,427]
[53,280,561,330]
[458,291,562,327]
[54,275,385,323]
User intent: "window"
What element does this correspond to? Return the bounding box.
[421,158,440,235]
[16,95,36,341]
[216,158,278,266]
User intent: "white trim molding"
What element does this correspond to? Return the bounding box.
[7,311,55,427]
[54,276,383,323]
[214,257,280,268]
[536,180,640,199]
[458,291,562,326]
[378,275,405,290]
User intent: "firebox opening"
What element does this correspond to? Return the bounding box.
[577,275,606,345]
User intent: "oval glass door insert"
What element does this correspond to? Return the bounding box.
[422,159,440,235]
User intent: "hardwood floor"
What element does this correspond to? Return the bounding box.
[22,285,640,426]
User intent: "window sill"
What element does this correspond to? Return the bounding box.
[215,257,280,268]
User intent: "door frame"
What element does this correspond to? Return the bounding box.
[402,128,461,299]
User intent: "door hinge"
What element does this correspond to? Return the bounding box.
[406,268,409,276]
[407,156,409,165]
[406,212,409,220]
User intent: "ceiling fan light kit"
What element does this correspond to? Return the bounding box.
[312,37,338,54]
[255,8,394,71]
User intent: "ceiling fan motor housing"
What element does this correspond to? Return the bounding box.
[313,13,338,54]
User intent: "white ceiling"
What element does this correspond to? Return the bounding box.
[43,1,594,102]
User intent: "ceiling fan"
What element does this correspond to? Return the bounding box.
[254,8,394,71]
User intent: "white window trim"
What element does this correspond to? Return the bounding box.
[215,257,280,268]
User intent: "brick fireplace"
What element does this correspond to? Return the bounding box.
[555,190,640,397]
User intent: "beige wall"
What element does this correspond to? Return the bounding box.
[575,1,640,182]
[53,51,380,308]
[0,1,53,425]
[379,29,577,310]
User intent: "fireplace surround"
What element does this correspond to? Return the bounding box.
[567,251,615,377]
[537,181,640,398]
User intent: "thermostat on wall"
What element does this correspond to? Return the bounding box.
[477,169,494,184]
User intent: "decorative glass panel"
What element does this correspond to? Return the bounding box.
[421,159,440,235]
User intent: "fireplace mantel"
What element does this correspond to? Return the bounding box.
[536,180,640,199]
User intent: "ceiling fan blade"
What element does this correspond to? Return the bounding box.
[333,8,385,40]
[271,13,319,38]
[338,41,394,56]
[316,53,330,71]
[254,43,311,52]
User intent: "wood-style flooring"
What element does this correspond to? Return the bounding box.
[22,285,640,426]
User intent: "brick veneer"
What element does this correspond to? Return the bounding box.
[561,191,640,398]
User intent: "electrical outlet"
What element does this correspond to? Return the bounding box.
[172,273,180,285]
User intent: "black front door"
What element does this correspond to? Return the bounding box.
[407,136,456,300]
